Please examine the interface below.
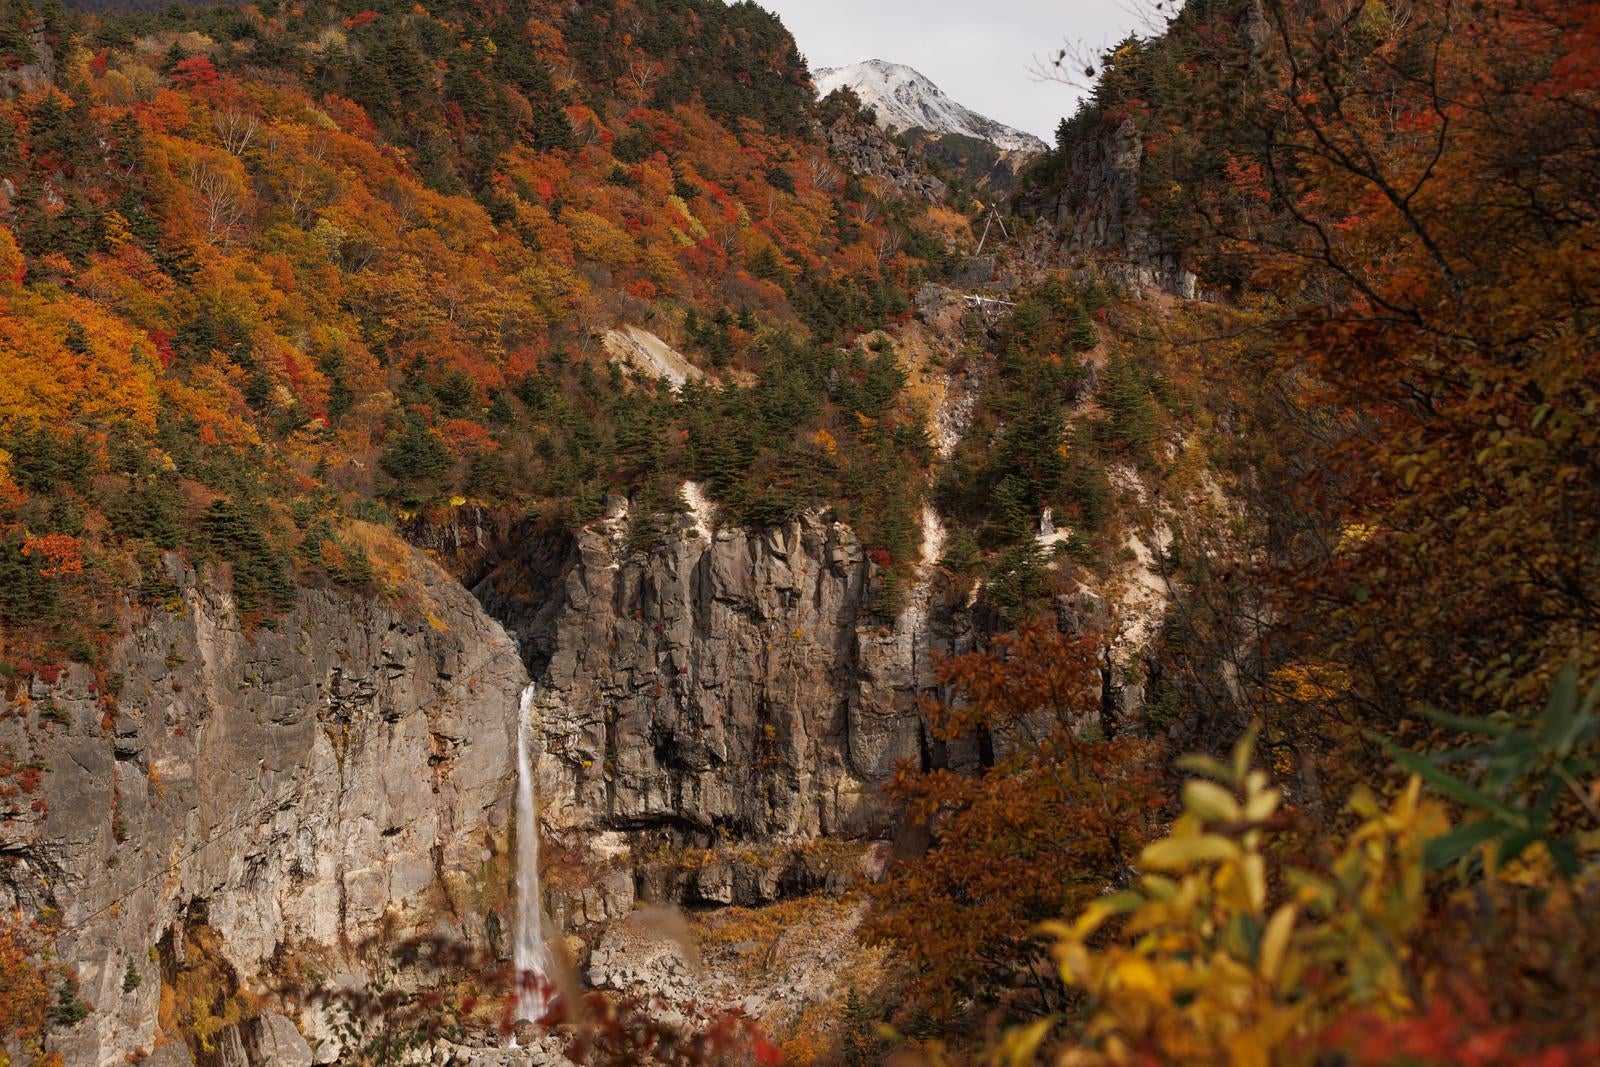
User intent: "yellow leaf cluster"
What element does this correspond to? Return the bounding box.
[0,290,160,432]
[1041,730,1450,1067]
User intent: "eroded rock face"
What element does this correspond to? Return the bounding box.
[0,550,529,1065]
[824,114,947,202]
[478,509,965,859]
[1019,118,1198,299]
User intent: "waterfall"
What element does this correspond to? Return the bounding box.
[511,683,548,1030]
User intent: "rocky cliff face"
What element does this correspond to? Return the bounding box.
[475,500,972,916]
[1019,119,1198,298]
[0,19,56,98]
[1,549,529,1065]
[824,114,947,202]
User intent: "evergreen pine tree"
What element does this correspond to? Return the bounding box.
[0,112,20,173]
[1069,302,1099,351]
[992,473,1036,545]
[203,499,293,613]
[380,416,452,505]
[839,988,882,1067]
[1101,357,1157,453]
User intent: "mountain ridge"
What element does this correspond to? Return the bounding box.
[815,59,1047,154]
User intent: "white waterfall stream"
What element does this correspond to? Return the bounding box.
[511,683,549,1034]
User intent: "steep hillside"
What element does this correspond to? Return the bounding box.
[0,0,970,671]
[0,0,996,1061]
[0,0,1206,1051]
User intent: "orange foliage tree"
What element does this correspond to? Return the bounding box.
[1200,0,1600,724]
[1053,0,1600,780]
[868,621,1162,1018]
[0,916,58,1067]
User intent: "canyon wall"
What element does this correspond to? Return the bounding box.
[475,500,974,918]
[3,500,979,1063]
[4,297,1181,1064]
[1,549,529,1065]
[1018,118,1198,299]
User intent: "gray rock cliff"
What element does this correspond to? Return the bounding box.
[1020,118,1198,298]
[1,549,529,1065]
[476,502,969,919]
[824,114,947,202]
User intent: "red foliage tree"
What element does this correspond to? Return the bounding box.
[867,621,1162,1018]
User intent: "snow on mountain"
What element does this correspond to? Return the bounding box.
[814,59,1047,154]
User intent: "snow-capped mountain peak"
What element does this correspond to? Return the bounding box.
[814,59,1046,154]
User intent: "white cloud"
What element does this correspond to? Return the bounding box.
[756,0,1152,141]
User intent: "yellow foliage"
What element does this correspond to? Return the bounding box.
[342,520,416,591]
[564,209,639,268]
[0,290,160,432]
[1041,729,1449,1066]
[0,226,23,287]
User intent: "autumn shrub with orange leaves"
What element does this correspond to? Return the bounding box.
[0,915,63,1067]
[868,621,1164,1021]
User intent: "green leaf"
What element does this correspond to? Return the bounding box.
[1549,837,1582,879]
[1176,753,1235,785]
[1427,743,1494,766]
[1548,674,1600,759]
[1423,819,1506,870]
[1538,663,1581,756]
[1484,733,1539,792]
[1420,705,1512,738]
[1493,827,1542,870]
[1381,738,1527,826]
[1533,775,1565,819]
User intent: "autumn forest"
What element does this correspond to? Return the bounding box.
[0,0,1597,1064]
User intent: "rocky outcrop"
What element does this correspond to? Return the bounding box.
[0,19,56,98]
[1019,118,1198,298]
[907,130,1039,200]
[404,504,521,587]
[824,115,946,202]
[476,500,969,896]
[0,549,529,1065]
[585,893,888,1044]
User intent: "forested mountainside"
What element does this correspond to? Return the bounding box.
[1,0,1598,1064]
[0,0,985,674]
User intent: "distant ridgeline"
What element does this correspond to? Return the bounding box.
[814,59,1047,201]
[0,0,970,666]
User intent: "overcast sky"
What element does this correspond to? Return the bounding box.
[757,1,1153,141]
